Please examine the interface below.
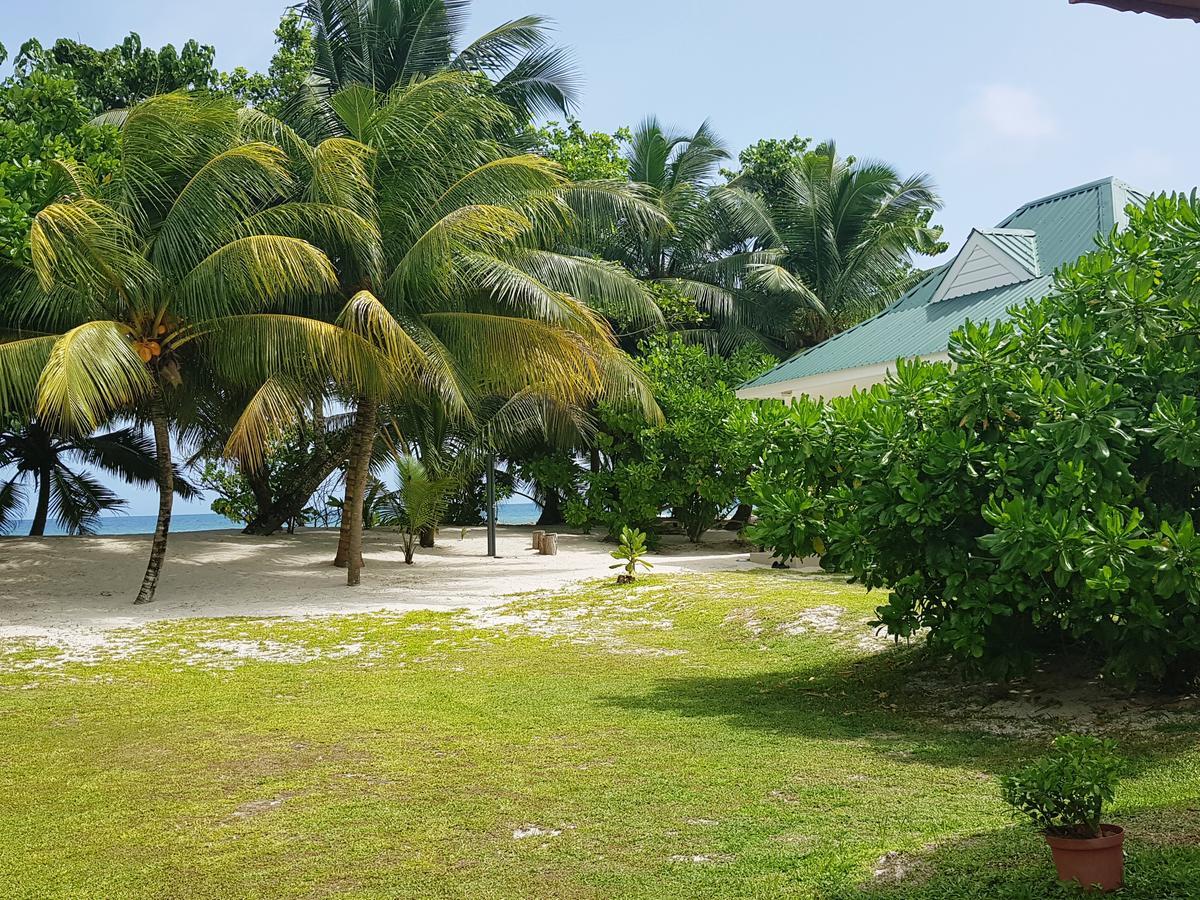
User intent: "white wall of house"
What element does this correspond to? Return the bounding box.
[736,352,952,402]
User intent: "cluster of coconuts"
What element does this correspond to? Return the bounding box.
[133,323,170,363]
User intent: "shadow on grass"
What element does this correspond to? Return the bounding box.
[603,647,1197,777]
[824,804,1200,899]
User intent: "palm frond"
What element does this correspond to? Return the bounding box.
[35,322,153,431]
[49,466,124,536]
[223,377,313,466]
[513,250,663,331]
[178,236,339,320]
[0,478,27,535]
[151,143,296,279]
[0,335,58,416]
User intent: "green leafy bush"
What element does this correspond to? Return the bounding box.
[1000,735,1122,838]
[610,526,653,583]
[580,335,773,542]
[747,194,1200,686]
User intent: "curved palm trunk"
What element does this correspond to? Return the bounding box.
[28,467,52,536]
[134,396,174,605]
[340,400,377,586]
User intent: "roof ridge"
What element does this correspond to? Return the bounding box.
[977,227,1037,236]
[997,177,1126,227]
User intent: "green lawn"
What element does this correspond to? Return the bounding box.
[2,570,1198,899]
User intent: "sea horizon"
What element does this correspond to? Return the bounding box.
[6,500,544,537]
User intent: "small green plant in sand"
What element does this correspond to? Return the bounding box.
[610,526,653,584]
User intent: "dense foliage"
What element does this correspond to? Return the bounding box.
[573,336,772,541]
[9,33,219,111]
[533,119,630,181]
[744,195,1200,686]
[0,15,315,263]
[0,71,120,262]
[0,0,956,600]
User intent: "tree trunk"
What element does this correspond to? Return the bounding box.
[244,432,349,536]
[135,396,173,605]
[28,467,52,536]
[419,525,435,548]
[535,489,564,527]
[333,400,372,568]
[345,401,377,587]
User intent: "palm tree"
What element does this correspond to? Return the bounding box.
[0,93,397,603]
[295,0,578,132]
[235,74,661,586]
[0,416,198,536]
[599,117,813,354]
[733,140,944,348]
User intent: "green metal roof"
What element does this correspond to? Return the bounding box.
[979,228,1041,277]
[741,177,1145,392]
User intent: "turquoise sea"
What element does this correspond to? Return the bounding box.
[9,500,543,537]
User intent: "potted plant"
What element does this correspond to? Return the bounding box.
[610,526,653,584]
[1000,735,1125,892]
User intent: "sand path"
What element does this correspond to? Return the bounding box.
[0,526,754,638]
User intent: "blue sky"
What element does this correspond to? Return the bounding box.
[4,0,1197,516]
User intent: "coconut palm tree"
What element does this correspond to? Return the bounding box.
[0,416,198,536]
[294,0,578,134]
[732,140,944,348]
[596,117,814,354]
[232,73,662,585]
[0,93,401,603]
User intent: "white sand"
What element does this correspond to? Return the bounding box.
[0,525,754,638]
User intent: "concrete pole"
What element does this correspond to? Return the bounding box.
[486,453,497,558]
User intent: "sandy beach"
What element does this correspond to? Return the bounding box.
[0,525,754,636]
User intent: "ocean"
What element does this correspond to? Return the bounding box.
[8,500,544,537]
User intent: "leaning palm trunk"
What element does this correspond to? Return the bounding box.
[135,395,174,604]
[29,467,52,536]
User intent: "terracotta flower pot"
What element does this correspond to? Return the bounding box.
[1044,825,1124,892]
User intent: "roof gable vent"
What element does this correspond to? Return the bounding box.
[932,228,1041,303]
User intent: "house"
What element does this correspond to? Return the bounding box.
[1069,0,1200,22]
[737,177,1144,401]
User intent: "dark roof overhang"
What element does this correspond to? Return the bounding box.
[1070,0,1200,21]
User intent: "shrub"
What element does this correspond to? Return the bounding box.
[1000,735,1122,838]
[747,194,1200,686]
[580,335,773,542]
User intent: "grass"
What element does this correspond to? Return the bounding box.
[2,569,1198,899]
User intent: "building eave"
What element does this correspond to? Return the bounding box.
[736,352,952,402]
[1070,0,1200,21]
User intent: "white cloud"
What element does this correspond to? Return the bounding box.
[956,84,1059,163]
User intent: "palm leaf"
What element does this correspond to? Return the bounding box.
[35,322,153,431]
[177,235,339,320]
